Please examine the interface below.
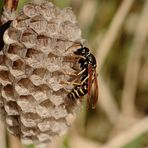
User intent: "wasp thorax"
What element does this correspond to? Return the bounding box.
[0,1,83,146]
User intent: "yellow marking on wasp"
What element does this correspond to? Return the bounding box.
[74,89,80,98]
[71,92,77,99]
[79,88,85,95]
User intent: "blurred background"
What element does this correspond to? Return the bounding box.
[0,0,148,148]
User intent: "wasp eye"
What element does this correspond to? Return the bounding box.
[82,50,85,53]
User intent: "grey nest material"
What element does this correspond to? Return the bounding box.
[0,1,84,145]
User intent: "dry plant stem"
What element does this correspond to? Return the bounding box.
[66,117,148,148]
[78,0,97,28]
[1,0,19,23]
[70,135,100,148]
[96,0,134,122]
[65,124,102,148]
[0,121,6,148]
[69,129,101,148]
[35,144,48,148]
[121,0,148,116]
[99,76,119,124]
[101,117,148,148]
[47,137,63,148]
[4,0,19,12]
[96,0,134,68]
[9,134,22,148]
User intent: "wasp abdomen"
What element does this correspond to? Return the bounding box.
[68,83,88,100]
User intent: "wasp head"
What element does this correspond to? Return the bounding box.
[74,47,89,56]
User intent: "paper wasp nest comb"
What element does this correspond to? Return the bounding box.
[0,1,83,146]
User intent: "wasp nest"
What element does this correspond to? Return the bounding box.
[0,1,83,146]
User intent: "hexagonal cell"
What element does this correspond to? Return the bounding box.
[17,78,34,91]
[45,21,59,37]
[21,122,39,137]
[49,106,68,120]
[51,71,65,78]
[37,133,52,142]
[50,39,73,56]
[34,84,50,92]
[25,65,33,75]
[12,59,25,71]
[6,115,19,126]
[39,3,60,21]
[0,97,4,107]
[59,21,81,41]
[37,119,68,135]
[6,27,21,42]
[16,11,29,21]
[32,68,47,78]
[3,55,13,68]
[13,12,30,30]
[30,15,44,23]
[52,120,68,136]
[0,70,11,85]
[52,71,72,85]
[48,52,58,58]
[7,43,26,57]
[20,28,37,48]
[33,91,48,103]
[5,101,19,115]
[52,88,67,96]
[48,91,65,106]
[36,35,51,48]
[21,126,38,137]
[40,99,52,108]
[23,3,39,18]
[2,84,15,101]
[63,55,79,63]
[21,112,40,126]
[37,119,54,132]
[26,48,41,58]
[23,112,40,120]
[29,20,47,35]
[7,125,20,135]
[0,106,6,119]
[0,54,6,66]
[46,56,63,73]
[18,95,36,113]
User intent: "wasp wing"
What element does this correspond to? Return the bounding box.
[0,21,12,51]
[92,69,99,109]
[87,64,93,108]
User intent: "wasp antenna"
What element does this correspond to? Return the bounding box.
[65,42,81,51]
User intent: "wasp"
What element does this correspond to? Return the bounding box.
[0,21,12,51]
[67,44,98,109]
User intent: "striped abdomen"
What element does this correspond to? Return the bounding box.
[68,83,88,100]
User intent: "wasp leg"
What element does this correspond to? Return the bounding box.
[77,68,86,76]
[60,80,82,86]
[62,68,86,77]
[62,71,78,76]
[60,75,89,86]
